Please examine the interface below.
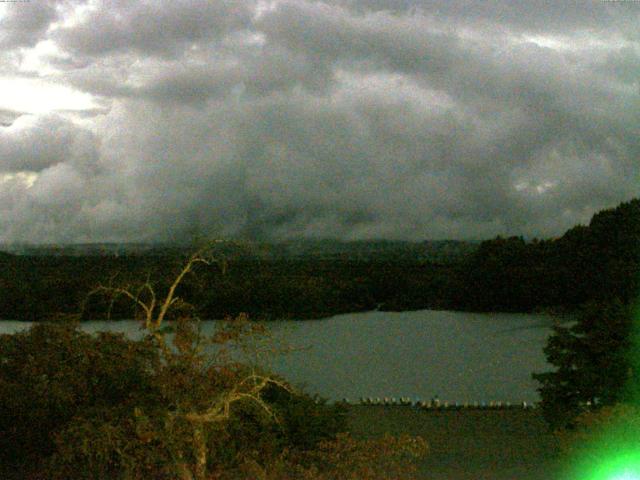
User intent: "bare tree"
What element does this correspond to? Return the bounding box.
[86,245,293,480]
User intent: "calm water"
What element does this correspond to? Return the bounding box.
[0,310,557,403]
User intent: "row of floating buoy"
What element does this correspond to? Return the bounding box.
[339,397,534,409]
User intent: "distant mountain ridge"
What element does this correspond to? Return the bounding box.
[0,198,637,321]
[0,239,478,264]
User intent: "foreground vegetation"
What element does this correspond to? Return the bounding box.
[0,252,427,479]
[0,321,428,479]
[534,300,638,430]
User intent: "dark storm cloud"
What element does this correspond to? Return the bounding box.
[62,50,334,111]
[0,0,639,242]
[53,0,257,58]
[0,114,98,173]
[337,0,639,37]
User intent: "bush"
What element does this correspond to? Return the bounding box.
[0,320,427,479]
[0,322,161,476]
[0,321,353,479]
[533,300,634,430]
[0,251,427,479]
[214,433,428,480]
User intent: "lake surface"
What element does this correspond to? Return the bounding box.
[0,310,557,404]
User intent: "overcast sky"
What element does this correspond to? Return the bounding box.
[0,0,638,243]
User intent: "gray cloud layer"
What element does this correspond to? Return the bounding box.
[0,0,639,243]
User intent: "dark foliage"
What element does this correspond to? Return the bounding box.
[1,199,639,320]
[533,300,637,430]
[260,383,348,450]
[0,323,162,476]
[0,253,459,321]
[450,198,640,312]
[0,322,349,479]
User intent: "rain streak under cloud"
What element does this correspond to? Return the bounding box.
[0,0,639,243]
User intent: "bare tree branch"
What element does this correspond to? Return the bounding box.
[155,250,211,328]
[81,242,298,480]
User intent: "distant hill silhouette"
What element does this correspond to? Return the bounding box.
[450,198,640,311]
[0,199,638,321]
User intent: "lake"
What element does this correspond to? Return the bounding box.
[0,309,557,404]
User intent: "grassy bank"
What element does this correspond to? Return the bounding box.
[346,405,561,480]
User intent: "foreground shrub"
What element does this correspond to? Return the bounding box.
[216,433,429,480]
[0,320,427,480]
[0,322,162,475]
[0,320,353,479]
[0,250,427,479]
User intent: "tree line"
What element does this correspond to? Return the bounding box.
[1,199,638,321]
[451,198,640,312]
